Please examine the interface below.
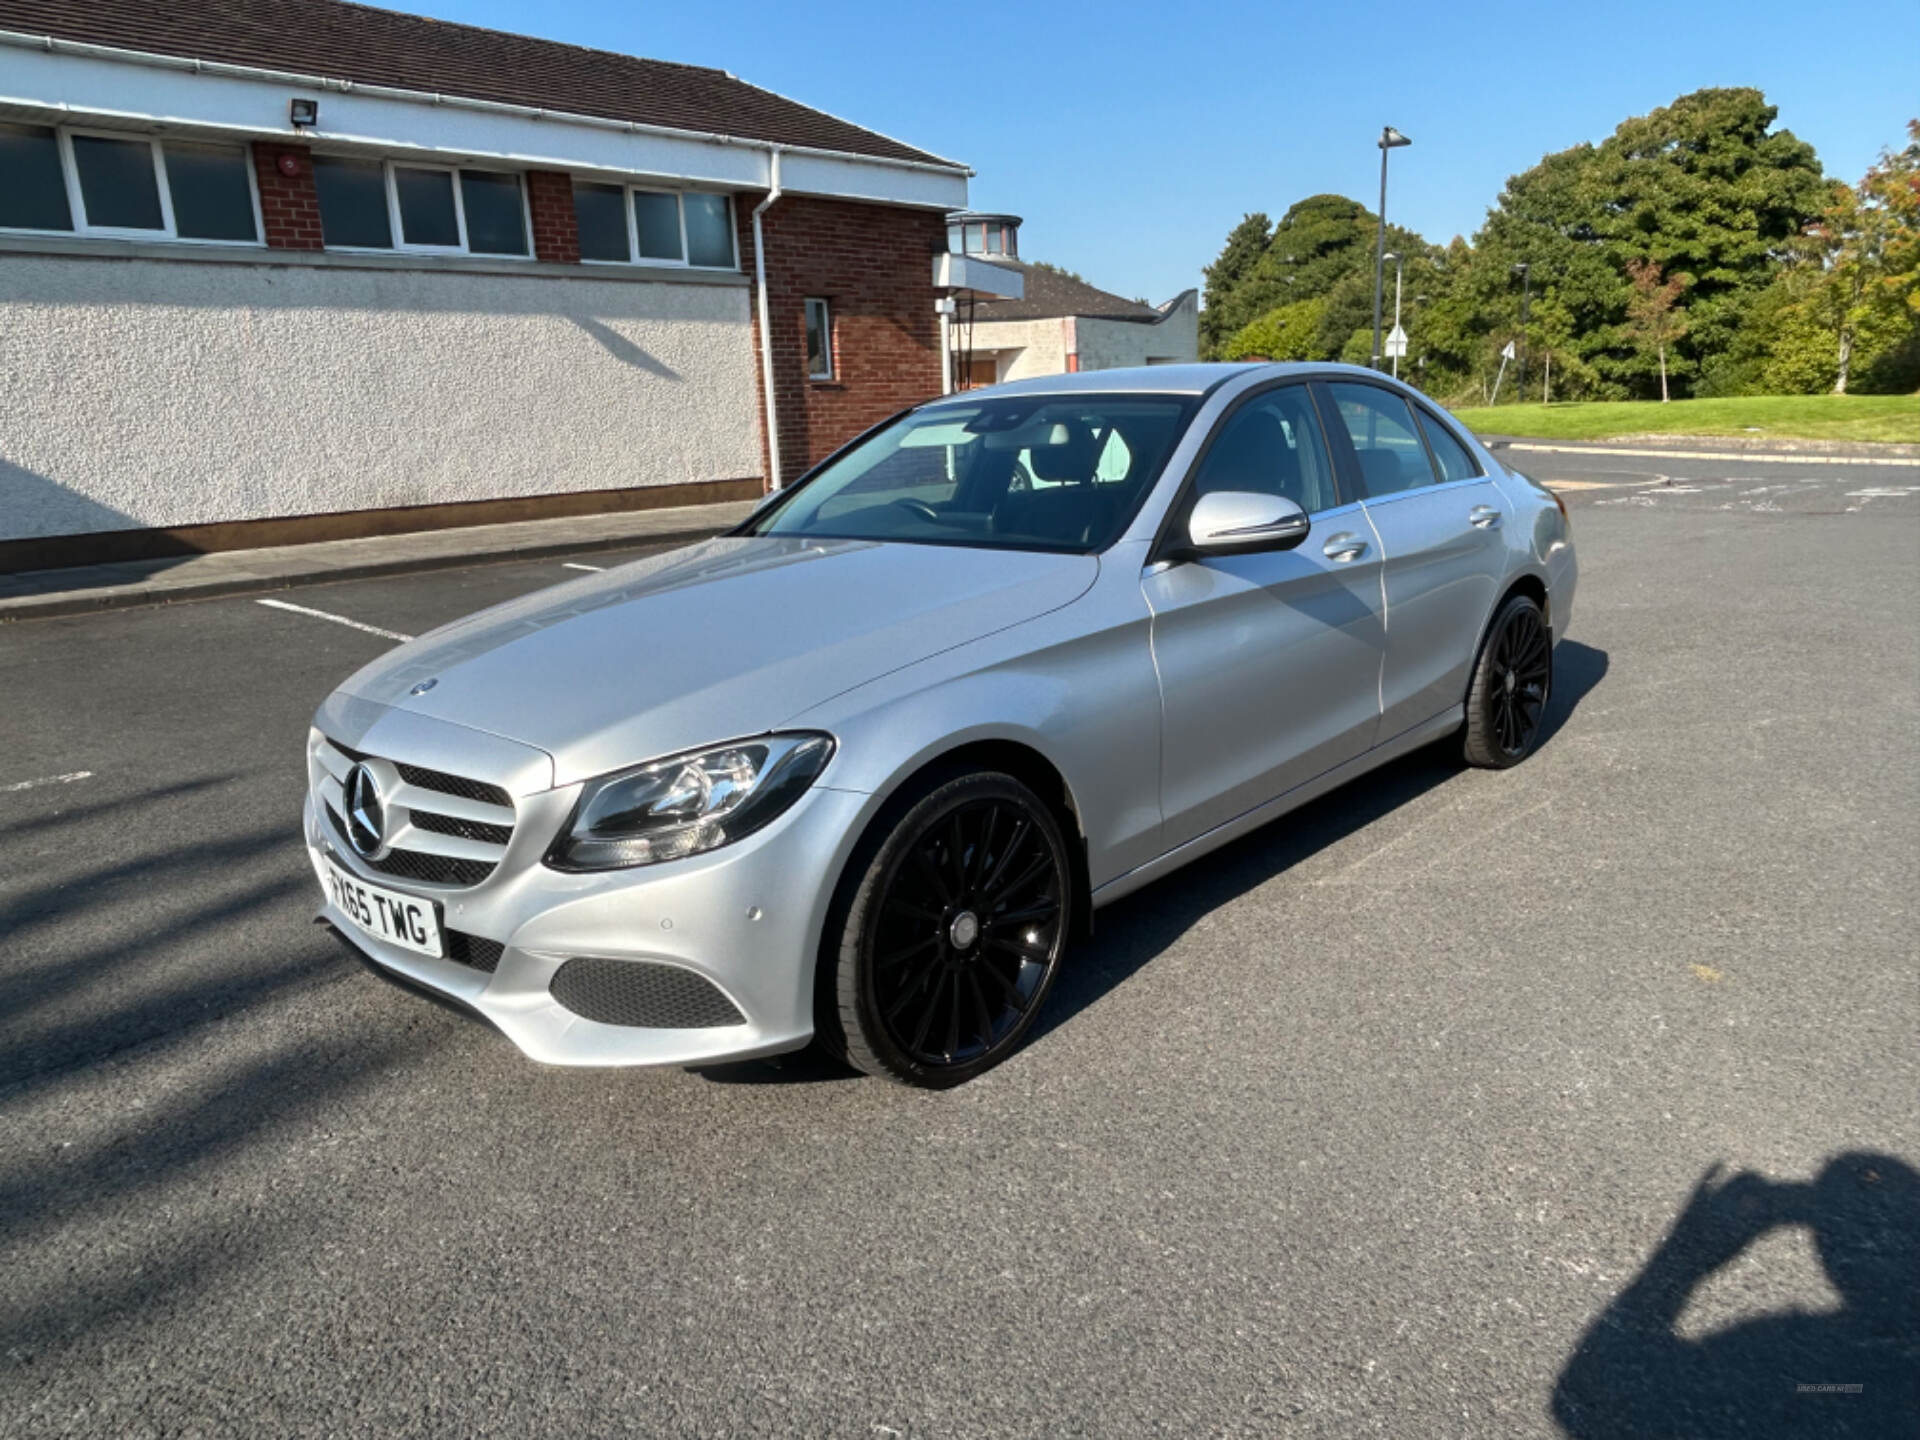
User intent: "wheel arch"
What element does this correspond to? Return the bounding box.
[808,734,1094,1056]
[1500,571,1550,631]
[863,737,1092,939]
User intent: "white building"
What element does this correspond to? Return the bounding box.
[0,0,991,571]
[943,211,1197,388]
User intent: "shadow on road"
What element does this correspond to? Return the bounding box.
[1034,637,1608,1047]
[1552,1154,1920,1439]
[702,639,1608,1082]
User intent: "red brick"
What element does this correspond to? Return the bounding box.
[525,171,581,264]
[251,142,323,251]
[737,195,943,488]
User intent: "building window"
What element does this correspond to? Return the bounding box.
[459,169,530,256]
[682,192,734,268]
[572,182,737,269]
[164,142,261,242]
[805,298,834,380]
[312,156,392,248]
[314,158,530,256]
[0,123,261,244]
[393,165,461,248]
[574,182,630,262]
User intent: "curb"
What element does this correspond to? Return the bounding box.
[0,518,732,623]
[1483,434,1920,465]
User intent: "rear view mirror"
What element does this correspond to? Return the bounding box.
[1183,491,1311,558]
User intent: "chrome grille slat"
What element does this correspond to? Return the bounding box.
[386,782,514,828]
[316,737,517,889]
[389,824,506,864]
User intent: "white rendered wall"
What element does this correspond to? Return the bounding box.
[965,317,1067,382]
[1072,293,1200,372]
[0,253,762,540]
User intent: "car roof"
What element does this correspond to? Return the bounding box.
[919,361,1406,405]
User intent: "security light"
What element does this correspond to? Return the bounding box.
[289,98,319,129]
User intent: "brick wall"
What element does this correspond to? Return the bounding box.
[251,142,323,251]
[525,170,581,264]
[737,195,945,487]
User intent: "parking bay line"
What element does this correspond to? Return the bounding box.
[561,562,606,572]
[255,597,413,642]
[1,770,94,794]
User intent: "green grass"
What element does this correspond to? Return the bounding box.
[1451,394,1919,446]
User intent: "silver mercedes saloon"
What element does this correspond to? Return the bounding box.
[306,363,1576,1087]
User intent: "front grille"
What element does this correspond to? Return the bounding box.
[410,810,514,845]
[395,762,511,809]
[549,957,746,1029]
[325,803,498,886]
[315,735,518,890]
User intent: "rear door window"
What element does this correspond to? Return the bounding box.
[1325,383,1439,498]
[1416,409,1482,483]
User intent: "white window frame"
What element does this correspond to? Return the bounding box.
[387,160,469,255]
[805,297,834,381]
[320,158,533,259]
[0,125,265,246]
[576,183,738,271]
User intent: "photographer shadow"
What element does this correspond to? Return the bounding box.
[1552,1153,1918,1439]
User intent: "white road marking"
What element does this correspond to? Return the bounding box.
[1,770,94,794]
[1844,487,1920,498]
[255,598,413,642]
[561,562,606,572]
[1505,442,1917,467]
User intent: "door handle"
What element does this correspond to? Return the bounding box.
[1323,532,1368,562]
[1469,504,1503,529]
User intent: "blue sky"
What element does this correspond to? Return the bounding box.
[415,0,1918,305]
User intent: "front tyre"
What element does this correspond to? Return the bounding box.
[1463,594,1553,769]
[827,772,1071,1088]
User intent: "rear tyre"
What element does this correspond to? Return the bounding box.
[824,772,1071,1089]
[1463,594,1553,769]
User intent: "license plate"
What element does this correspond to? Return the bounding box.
[322,855,444,959]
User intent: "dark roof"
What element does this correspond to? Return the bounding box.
[0,0,956,167]
[968,261,1165,323]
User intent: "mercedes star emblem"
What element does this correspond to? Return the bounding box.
[344,763,386,858]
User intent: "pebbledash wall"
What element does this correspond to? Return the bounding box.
[0,246,763,549]
[0,10,968,567]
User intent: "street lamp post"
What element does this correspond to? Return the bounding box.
[1383,251,1406,377]
[1371,126,1412,371]
[1511,262,1531,398]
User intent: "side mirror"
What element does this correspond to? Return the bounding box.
[1182,491,1311,558]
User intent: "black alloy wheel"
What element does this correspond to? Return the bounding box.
[826,772,1072,1087]
[1463,594,1553,769]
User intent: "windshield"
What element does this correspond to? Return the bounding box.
[743,394,1200,553]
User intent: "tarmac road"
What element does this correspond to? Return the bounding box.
[2,450,1915,1437]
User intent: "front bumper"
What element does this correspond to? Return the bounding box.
[306,781,872,1068]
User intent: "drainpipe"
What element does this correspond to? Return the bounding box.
[937,297,955,395]
[752,148,784,490]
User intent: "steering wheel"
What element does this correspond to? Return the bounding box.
[893,497,941,524]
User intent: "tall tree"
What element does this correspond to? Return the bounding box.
[1625,260,1690,401]
[1470,88,1826,397]
[1200,213,1272,357]
[1807,121,1920,391]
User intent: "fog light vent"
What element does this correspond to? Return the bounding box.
[549,957,745,1028]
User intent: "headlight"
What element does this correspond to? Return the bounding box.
[546,733,835,871]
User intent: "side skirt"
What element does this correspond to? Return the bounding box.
[1089,706,1464,909]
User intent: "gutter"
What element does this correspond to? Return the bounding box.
[752,148,784,490]
[0,28,974,179]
